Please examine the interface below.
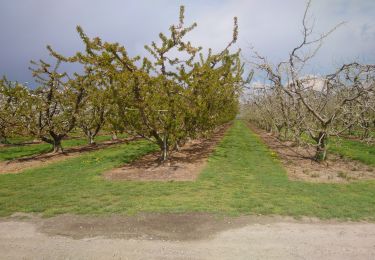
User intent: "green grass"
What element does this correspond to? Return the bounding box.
[4,136,35,144]
[288,132,374,166]
[0,142,52,161]
[0,121,374,220]
[341,128,375,139]
[329,138,375,166]
[0,135,124,161]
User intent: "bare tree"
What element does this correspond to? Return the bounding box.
[247,0,375,161]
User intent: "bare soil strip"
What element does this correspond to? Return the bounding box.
[104,124,231,182]
[0,138,137,175]
[4,212,255,241]
[248,124,375,183]
[1,213,375,259]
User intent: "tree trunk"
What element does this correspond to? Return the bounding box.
[161,137,169,161]
[275,125,282,139]
[348,125,353,136]
[293,129,302,146]
[314,132,327,162]
[266,124,272,133]
[88,134,96,145]
[0,128,7,144]
[361,122,370,140]
[150,130,169,162]
[52,138,63,153]
[283,127,289,140]
[0,134,7,144]
[85,130,96,145]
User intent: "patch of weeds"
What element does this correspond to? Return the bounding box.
[337,171,356,181]
[330,137,375,166]
[337,171,347,179]
[270,151,278,159]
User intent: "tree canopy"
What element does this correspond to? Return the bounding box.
[0,6,245,160]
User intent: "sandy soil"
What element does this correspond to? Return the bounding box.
[0,138,136,175]
[104,124,230,182]
[1,213,375,259]
[248,124,375,183]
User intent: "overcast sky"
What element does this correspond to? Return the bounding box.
[1,0,374,87]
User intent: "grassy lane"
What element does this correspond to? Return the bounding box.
[0,121,374,220]
[290,134,375,166]
[329,138,375,166]
[0,135,123,161]
[286,131,374,166]
[0,143,52,161]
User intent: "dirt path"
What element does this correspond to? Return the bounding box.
[1,214,375,259]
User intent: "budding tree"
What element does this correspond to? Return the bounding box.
[48,6,245,161]
[76,71,110,145]
[0,77,30,143]
[25,59,85,152]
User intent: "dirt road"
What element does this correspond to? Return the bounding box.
[0,213,374,259]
